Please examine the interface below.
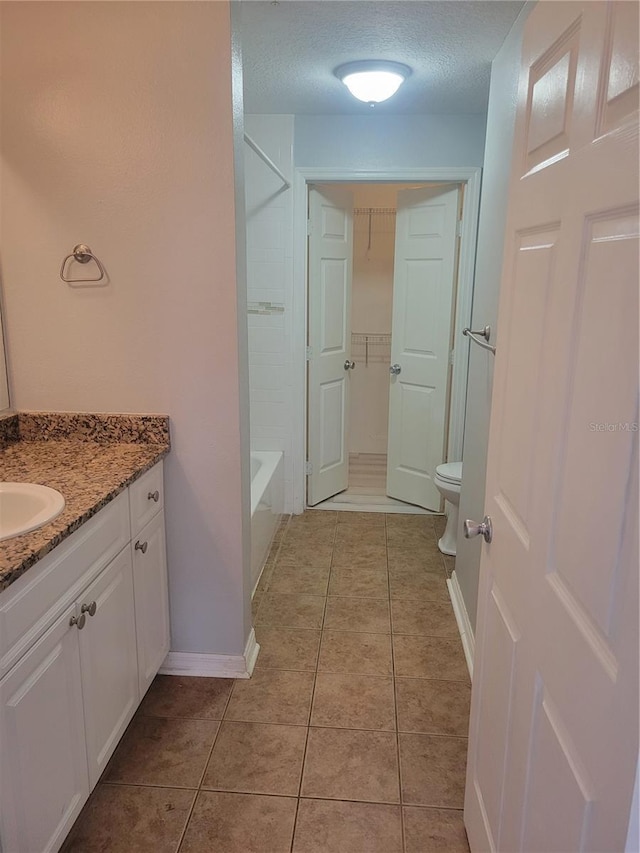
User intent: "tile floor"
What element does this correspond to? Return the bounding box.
[63,510,470,853]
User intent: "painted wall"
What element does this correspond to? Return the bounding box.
[455,4,532,631]
[295,114,487,169]
[244,115,296,511]
[0,1,252,656]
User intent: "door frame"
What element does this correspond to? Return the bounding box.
[292,166,482,514]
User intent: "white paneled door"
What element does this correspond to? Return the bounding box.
[465,3,639,851]
[307,185,354,506]
[386,185,459,510]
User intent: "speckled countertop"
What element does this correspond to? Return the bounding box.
[0,412,170,591]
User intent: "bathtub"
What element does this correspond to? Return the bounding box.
[250,451,284,594]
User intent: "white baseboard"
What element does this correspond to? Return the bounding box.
[447,570,475,680]
[159,628,260,679]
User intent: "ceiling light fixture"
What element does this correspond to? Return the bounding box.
[334,60,412,106]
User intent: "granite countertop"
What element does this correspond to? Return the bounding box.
[0,412,170,592]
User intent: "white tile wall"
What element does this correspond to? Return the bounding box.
[244,114,296,510]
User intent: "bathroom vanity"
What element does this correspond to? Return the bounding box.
[0,413,170,853]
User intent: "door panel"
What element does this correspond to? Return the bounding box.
[387,185,459,510]
[307,186,353,506]
[465,4,639,851]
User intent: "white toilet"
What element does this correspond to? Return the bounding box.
[434,461,462,556]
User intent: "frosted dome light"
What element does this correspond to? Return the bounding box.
[335,61,412,105]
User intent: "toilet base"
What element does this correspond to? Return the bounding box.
[438,501,459,556]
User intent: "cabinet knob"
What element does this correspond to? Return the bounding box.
[69,613,86,630]
[148,490,160,503]
[81,601,97,617]
[135,540,148,554]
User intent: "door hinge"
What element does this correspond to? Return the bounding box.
[305,461,313,475]
[306,346,313,361]
[307,219,313,236]
[457,220,463,238]
[449,349,455,366]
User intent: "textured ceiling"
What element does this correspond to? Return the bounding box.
[239,0,525,115]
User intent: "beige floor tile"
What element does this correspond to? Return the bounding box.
[255,593,326,629]
[311,673,396,731]
[393,635,469,681]
[385,513,435,531]
[318,631,392,676]
[301,727,400,803]
[138,675,233,720]
[269,564,331,595]
[386,545,444,573]
[180,791,297,853]
[443,554,456,578]
[324,596,391,633]
[278,540,334,568]
[391,599,459,638]
[328,566,389,598]
[284,525,337,547]
[332,541,388,570]
[434,516,447,538]
[399,733,468,807]
[395,678,471,736]
[289,510,337,529]
[61,784,195,853]
[202,721,306,796]
[255,626,321,671]
[337,511,386,526]
[251,592,263,618]
[388,566,448,600]
[335,524,387,547]
[292,799,403,853]
[105,717,219,788]
[224,669,314,725]
[403,806,470,852]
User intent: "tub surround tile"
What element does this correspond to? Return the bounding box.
[403,807,470,853]
[0,412,170,591]
[224,669,315,725]
[292,799,403,853]
[139,675,234,721]
[301,727,400,803]
[255,626,321,671]
[203,721,306,796]
[180,791,297,853]
[61,783,195,853]
[105,717,219,789]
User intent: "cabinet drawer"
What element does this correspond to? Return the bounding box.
[129,463,164,533]
[0,491,131,679]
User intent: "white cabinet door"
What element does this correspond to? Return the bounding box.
[132,513,170,696]
[78,548,139,788]
[307,185,354,506]
[465,3,639,851]
[0,605,89,853]
[386,185,459,510]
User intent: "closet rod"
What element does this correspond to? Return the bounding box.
[244,133,291,189]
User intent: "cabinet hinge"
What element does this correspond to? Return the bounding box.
[449,348,455,366]
[457,220,463,238]
[307,219,313,236]
[306,346,313,361]
[305,461,313,475]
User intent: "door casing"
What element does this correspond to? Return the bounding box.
[292,166,482,513]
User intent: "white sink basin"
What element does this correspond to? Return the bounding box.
[0,483,66,542]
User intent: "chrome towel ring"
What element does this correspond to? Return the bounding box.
[60,244,106,283]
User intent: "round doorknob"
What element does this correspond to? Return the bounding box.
[389,364,402,375]
[344,359,356,370]
[463,516,493,543]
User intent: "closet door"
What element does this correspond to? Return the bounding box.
[387,185,459,510]
[307,185,354,506]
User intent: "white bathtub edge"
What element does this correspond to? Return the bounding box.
[159,629,260,680]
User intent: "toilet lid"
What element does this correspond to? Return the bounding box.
[436,461,462,484]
